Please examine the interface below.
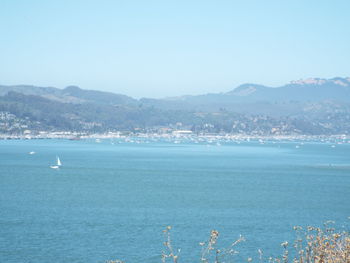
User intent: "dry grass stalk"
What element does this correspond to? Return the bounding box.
[107,221,349,263]
[274,222,350,263]
[200,230,245,263]
[161,226,180,263]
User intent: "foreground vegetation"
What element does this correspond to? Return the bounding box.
[108,221,350,263]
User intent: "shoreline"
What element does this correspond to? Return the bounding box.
[0,132,349,142]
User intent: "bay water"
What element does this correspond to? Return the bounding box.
[0,139,349,262]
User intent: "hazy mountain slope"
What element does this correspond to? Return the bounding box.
[0,85,138,105]
[61,86,137,105]
[140,77,350,114]
[228,77,350,102]
[0,85,61,97]
[0,92,204,132]
[1,77,350,135]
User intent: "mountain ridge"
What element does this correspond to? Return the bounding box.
[1,77,350,135]
[1,77,350,103]
[0,84,137,105]
[139,77,350,113]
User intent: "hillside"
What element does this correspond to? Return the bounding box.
[0,84,137,105]
[140,77,350,115]
[1,77,350,135]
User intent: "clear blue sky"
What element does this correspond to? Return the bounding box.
[0,0,349,98]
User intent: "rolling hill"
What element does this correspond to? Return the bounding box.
[1,77,350,135]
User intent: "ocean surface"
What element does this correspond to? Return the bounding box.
[0,138,349,263]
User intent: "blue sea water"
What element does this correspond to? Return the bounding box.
[0,138,349,263]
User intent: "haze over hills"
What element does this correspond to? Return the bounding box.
[1,77,350,135]
[0,84,138,105]
[140,77,350,114]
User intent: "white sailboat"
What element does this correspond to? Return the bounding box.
[50,156,62,169]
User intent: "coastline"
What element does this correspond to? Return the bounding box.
[0,131,349,142]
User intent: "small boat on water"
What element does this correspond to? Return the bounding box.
[50,156,62,169]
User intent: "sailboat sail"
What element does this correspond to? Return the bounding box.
[57,156,62,166]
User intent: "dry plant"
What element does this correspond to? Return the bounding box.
[161,226,181,263]
[107,220,350,263]
[272,221,350,263]
[199,230,246,263]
